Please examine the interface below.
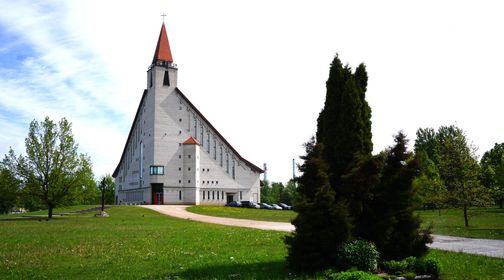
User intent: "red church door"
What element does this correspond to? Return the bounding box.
[153,192,163,205]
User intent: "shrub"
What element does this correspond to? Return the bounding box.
[337,240,380,272]
[325,270,382,280]
[415,258,441,276]
[400,272,417,279]
[381,259,408,275]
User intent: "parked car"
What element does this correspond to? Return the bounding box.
[258,203,273,210]
[240,201,260,208]
[271,204,283,210]
[226,201,242,207]
[278,203,292,210]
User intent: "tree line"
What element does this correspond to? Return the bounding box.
[0,117,115,217]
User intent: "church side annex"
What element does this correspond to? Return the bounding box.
[112,23,263,205]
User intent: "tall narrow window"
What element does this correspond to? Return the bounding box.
[139,142,143,180]
[240,191,243,200]
[212,191,215,200]
[203,191,205,200]
[163,71,170,86]
[217,191,220,200]
[193,117,197,138]
[226,153,229,173]
[219,145,223,166]
[149,71,153,87]
[207,131,210,153]
[232,159,235,179]
[213,139,217,160]
[179,190,182,200]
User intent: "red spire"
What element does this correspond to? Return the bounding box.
[152,23,173,63]
[183,136,200,145]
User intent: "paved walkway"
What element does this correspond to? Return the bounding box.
[142,205,504,259]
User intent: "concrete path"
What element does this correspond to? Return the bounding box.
[142,205,295,232]
[142,205,504,259]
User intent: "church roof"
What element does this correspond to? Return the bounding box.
[182,136,200,145]
[152,23,173,63]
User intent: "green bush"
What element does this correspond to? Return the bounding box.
[400,272,417,279]
[381,256,441,277]
[415,258,441,276]
[381,259,408,275]
[325,270,382,280]
[337,240,380,272]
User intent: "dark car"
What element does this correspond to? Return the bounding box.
[226,201,242,207]
[278,203,292,210]
[258,202,273,209]
[240,201,260,208]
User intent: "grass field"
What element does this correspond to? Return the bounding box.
[187,205,296,223]
[1,206,503,279]
[418,207,504,240]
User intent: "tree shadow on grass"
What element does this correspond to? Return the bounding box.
[152,260,309,280]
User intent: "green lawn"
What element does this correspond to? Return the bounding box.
[417,207,504,240]
[187,205,297,223]
[1,206,503,279]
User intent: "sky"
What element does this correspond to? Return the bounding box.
[0,0,503,184]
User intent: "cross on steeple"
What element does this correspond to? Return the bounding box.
[161,13,167,23]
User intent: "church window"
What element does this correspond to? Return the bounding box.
[178,167,181,171]
[188,155,191,159]
[179,180,181,184]
[222,191,224,199]
[179,190,182,200]
[188,180,191,183]
[212,191,215,200]
[216,181,219,185]
[240,191,243,200]
[232,159,235,179]
[207,131,210,153]
[200,125,204,142]
[217,191,219,200]
[179,155,181,159]
[213,139,217,160]
[150,166,164,175]
[219,146,223,166]
[163,71,170,86]
[149,71,153,87]
[226,153,229,173]
[179,118,182,122]
[203,191,205,200]
[193,117,197,138]
[139,142,143,180]
[188,167,191,171]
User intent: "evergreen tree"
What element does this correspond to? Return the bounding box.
[316,55,372,189]
[0,168,20,213]
[285,138,351,272]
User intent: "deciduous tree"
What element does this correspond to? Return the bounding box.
[3,117,94,218]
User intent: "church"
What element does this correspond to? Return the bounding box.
[112,23,263,205]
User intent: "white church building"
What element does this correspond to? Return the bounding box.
[112,23,263,205]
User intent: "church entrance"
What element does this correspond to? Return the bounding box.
[151,183,164,205]
[226,194,234,203]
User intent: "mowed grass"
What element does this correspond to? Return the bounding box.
[429,250,504,280]
[417,207,504,240]
[187,205,296,223]
[1,206,503,279]
[0,206,291,279]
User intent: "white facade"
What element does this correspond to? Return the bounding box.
[112,24,262,205]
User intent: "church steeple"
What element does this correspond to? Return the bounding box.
[152,23,173,64]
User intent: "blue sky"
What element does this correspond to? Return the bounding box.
[1,0,504,183]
